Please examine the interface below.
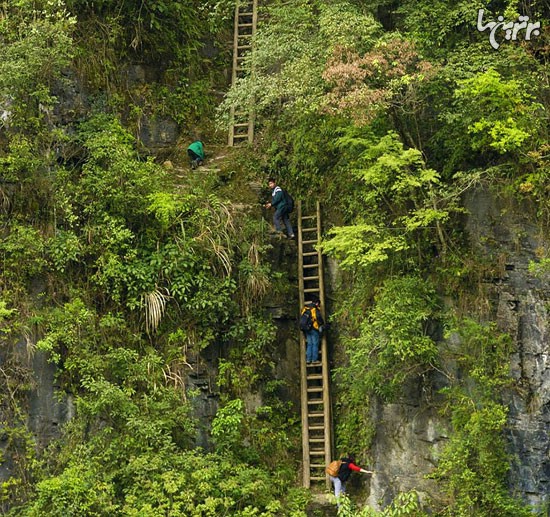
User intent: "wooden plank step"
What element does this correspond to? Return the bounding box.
[302,215,317,220]
[303,252,318,257]
[308,411,324,418]
[309,425,326,431]
[304,288,320,293]
[239,22,254,27]
[307,387,323,393]
[234,123,249,127]
[309,438,325,443]
[303,264,319,270]
[304,276,320,281]
[307,399,323,405]
[302,227,317,232]
[310,449,325,455]
[307,375,323,382]
[303,239,318,245]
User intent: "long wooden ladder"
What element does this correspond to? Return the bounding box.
[228,0,258,146]
[298,200,333,489]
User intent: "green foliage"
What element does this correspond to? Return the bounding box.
[16,446,296,517]
[321,131,452,268]
[335,276,438,457]
[211,398,245,452]
[218,315,277,395]
[336,491,427,516]
[0,0,76,131]
[0,223,47,281]
[528,258,550,282]
[219,0,381,123]
[21,460,118,517]
[453,69,541,155]
[432,319,532,517]
[338,276,439,401]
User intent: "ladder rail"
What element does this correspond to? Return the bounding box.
[298,200,311,488]
[228,0,257,146]
[317,200,333,490]
[298,200,333,489]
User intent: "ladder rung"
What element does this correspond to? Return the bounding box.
[308,412,324,418]
[304,276,320,281]
[303,263,318,269]
[303,252,318,257]
[307,375,323,381]
[237,45,252,49]
[309,425,326,430]
[309,438,325,443]
[304,288,320,293]
[307,399,323,405]
[239,23,254,27]
[234,123,249,127]
[310,450,326,455]
[303,239,318,245]
[302,227,317,232]
[307,387,323,393]
[302,215,316,220]
[310,476,326,481]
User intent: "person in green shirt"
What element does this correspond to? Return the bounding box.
[187,140,205,169]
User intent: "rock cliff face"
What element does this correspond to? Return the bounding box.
[364,187,549,511]
[3,60,548,511]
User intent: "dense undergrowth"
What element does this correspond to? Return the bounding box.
[0,0,548,515]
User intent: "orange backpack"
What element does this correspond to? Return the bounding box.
[326,459,342,477]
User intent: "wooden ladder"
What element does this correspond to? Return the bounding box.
[228,0,258,146]
[298,200,333,489]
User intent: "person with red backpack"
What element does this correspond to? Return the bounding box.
[265,177,295,239]
[327,454,373,507]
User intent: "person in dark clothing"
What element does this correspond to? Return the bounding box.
[329,455,373,507]
[301,298,324,363]
[265,177,294,239]
[187,140,205,169]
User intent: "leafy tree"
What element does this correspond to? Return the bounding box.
[432,320,533,517]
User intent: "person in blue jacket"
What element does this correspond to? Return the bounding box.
[187,140,205,169]
[265,177,295,239]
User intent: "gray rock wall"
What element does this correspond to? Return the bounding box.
[364,186,549,511]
